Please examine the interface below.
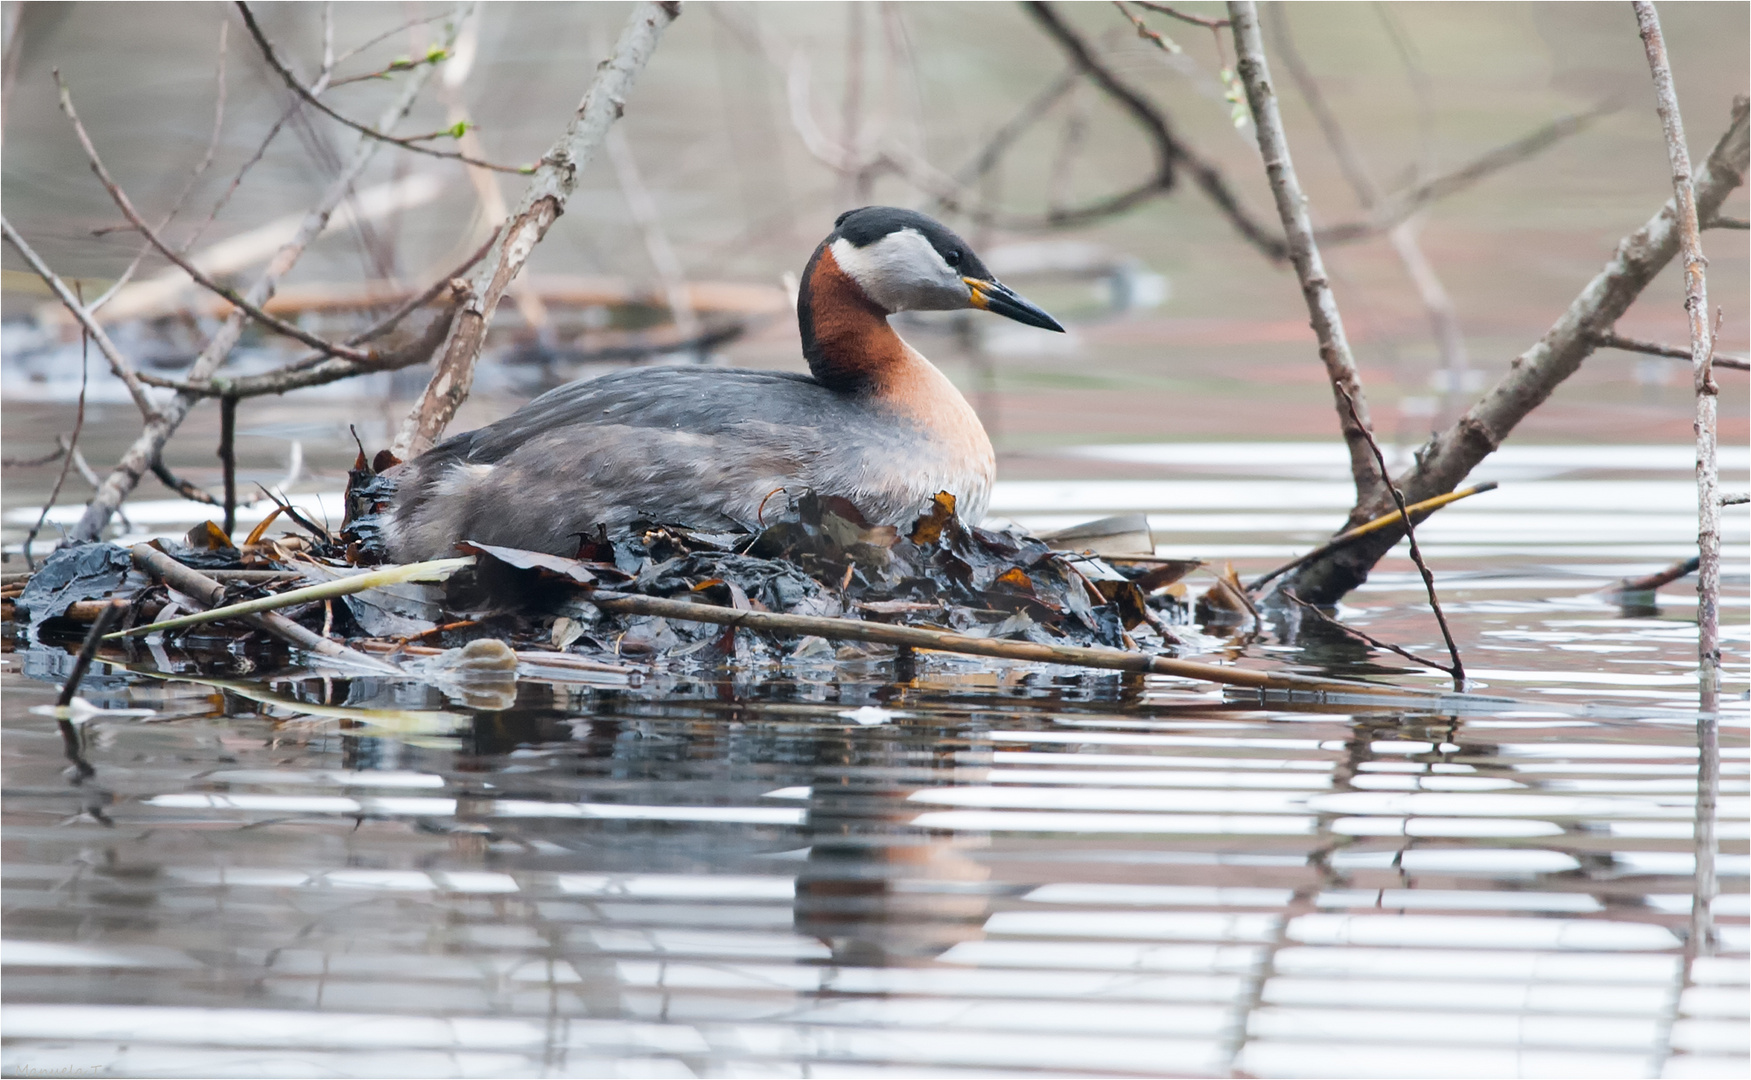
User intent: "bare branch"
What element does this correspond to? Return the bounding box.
[1282,96,1749,603]
[1635,1,1721,717]
[1705,214,1748,229]
[1321,102,1620,244]
[236,2,530,175]
[54,72,377,365]
[1227,2,1381,507]
[1592,329,1749,371]
[0,215,160,418]
[136,279,468,399]
[70,8,468,543]
[2,440,70,469]
[391,1,681,458]
[1133,1,1230,30]
[1007,2,1290,253]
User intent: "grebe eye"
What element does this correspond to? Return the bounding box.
[945,249,961,267]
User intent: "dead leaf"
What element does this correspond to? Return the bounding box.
[186,521,235,551]
[909,492,957,545]
[458,541,597,585]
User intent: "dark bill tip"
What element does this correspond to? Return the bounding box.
[973,279,1066,332]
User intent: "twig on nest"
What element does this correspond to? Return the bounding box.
[236,2,529,175]
[125,545,399,673]
[582,588,1426,697]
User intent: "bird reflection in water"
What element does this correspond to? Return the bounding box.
[793,720,994,966]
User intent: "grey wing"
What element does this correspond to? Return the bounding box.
[387,419,835,560]
[384,370,873,560]
[440,367,838,463]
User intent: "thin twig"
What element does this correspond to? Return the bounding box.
[1614,555,1699,594]
[3,441,71,469]
[236,2,529,175]
[1591,329,1749,371]
[1337,384,1465,688]
[1133,1,1230,29]
[150,456,222,506]
[23,292,92,569]
[1114,1,1182,53]
[135,278,469,399]
[1267,6,1472,423]
[136,230,496,400]
[1704,214,1748,229]
[332,9,452,67]
[1249,482,1498,593]
[69,9,466,543]
[1283,588,1456,678]
[54,72,377,365]
[0,216,159,419]
[87,20,230,318]
[328,47,451,88]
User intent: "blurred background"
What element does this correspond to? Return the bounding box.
[2,1,1746,508]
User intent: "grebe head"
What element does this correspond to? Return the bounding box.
[826,206,1065,332]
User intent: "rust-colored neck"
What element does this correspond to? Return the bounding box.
[797,243,905,395]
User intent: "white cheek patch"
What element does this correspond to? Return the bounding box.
[831,229,971,313]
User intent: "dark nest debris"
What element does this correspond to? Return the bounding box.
[6,455,1205,674]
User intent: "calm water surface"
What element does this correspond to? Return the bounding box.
[4,443,1747,1078]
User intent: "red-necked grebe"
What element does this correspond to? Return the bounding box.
[384,206,1063,562]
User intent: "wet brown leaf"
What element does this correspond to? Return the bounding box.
[909,492,957,545]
